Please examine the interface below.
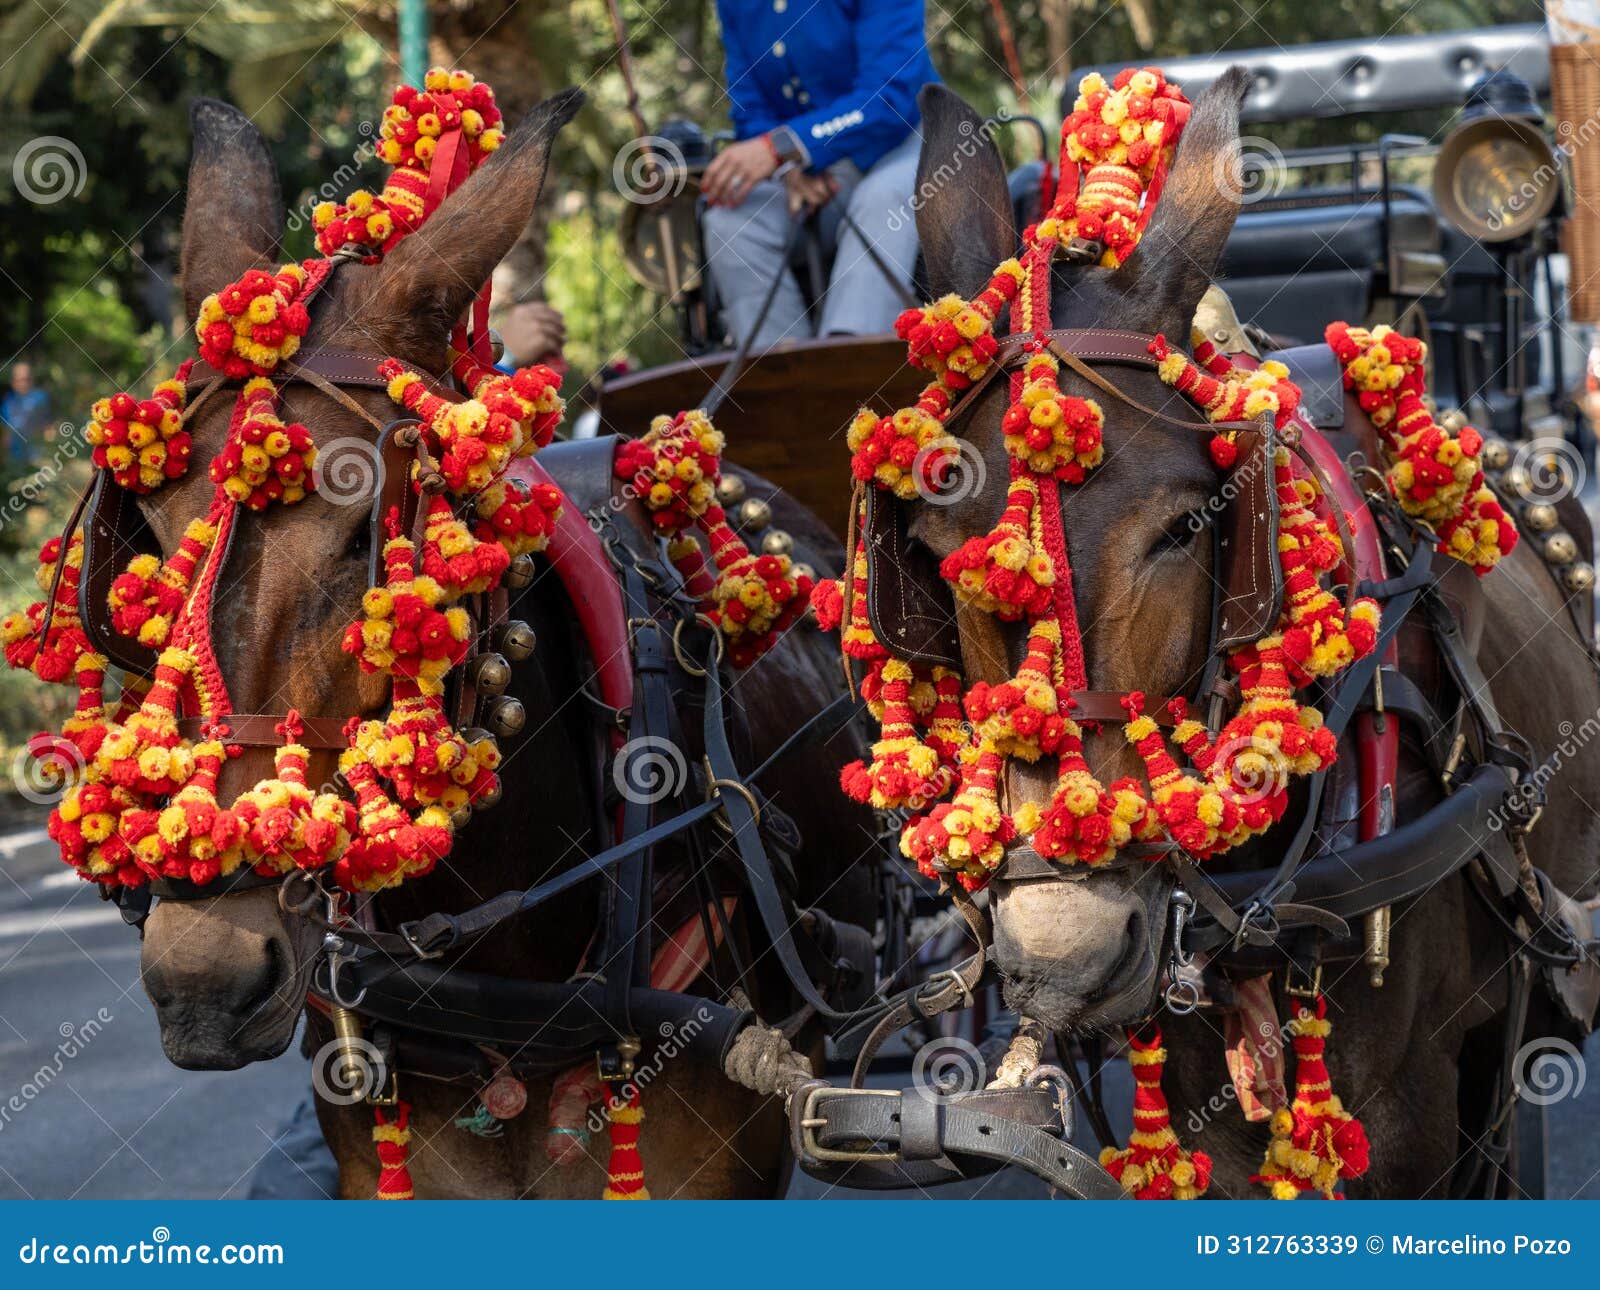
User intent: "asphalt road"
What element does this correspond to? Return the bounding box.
[1,821,1597,1200]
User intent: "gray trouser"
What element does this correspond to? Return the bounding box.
[703,131,921,349]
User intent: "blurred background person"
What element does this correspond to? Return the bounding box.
[0,361,50,462]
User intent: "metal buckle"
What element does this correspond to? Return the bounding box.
[1285,962,1323,1000]
[797,1085,901,1164]
[1024,1064,1076,1143]
[398,916,455,960]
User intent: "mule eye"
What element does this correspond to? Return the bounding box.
[345,523,372,561]
[1148,511,1204,559]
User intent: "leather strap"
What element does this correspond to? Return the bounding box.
[176,714,350,749]
[789,1082,1125,1199]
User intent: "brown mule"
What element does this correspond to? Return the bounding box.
[134,91,875,1198]
[901,72,1600,1197]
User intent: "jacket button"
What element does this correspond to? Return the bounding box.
[772,40,786,56]
[774,0,787,10]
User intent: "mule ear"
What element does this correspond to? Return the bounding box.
[181,99,284,323]
[1112,66,1251,337]
[362,87,585,360]
[915,84,1016,301]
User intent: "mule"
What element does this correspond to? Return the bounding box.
[904,71,1600,1197]
[134,91,873,1198]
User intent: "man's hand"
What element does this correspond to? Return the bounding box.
[784,168,838,216]
[701,136,780,208]
[499,300,566,367]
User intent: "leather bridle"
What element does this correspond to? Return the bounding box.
[864,325,1285,731]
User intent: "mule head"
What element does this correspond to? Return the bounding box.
[138,88,582,1070]
[907,72,1249,1031]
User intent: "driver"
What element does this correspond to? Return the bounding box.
[700,0,937,349]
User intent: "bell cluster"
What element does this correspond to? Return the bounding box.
[1474,422,1595,597]
[715,473,816,585]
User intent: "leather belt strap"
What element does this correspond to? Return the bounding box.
[789,1082,1125,1199]
[176,714,350,749]
[185,350,450,399]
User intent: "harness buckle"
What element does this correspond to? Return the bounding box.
[398,913,459,960]
[795,1084,902,1164]
[1285,962,1323,1000]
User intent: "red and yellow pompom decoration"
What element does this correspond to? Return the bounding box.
[344,528,472,696]
[109,512,220,649]
[1035,67,1192,267]
[314,67,504,256]
[373,1103,416,1200]
[208,378,317,509]
[1253,995,1370,1199]
[1326,322,1517,574]
[196,261,322,380]
[2,533,91,683]
[85,362,193,492]
[381,359,562,493]
[848,261,1023,499]
[615,409,814,667]
[816,64,1385,896]
[1101,1032,1212,1198]
[1002,349,1104,481]
[8,65,566,905]
[601,1085,649,1200]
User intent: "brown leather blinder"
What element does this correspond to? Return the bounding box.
[863,487,963,670]
[79,468,163,677]
[1212,416,1284,652]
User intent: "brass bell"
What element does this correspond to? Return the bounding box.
[1564,562,1596,593]
[471,652,512,696]
[1502,465,1531,497]
[486,696,526,737]
[1439,407,1468,433]
[760,529,793,557]
[503,554,537,589]
[737,497,772,530]
[461,726,495,748]
[716,474,747,506]
[1544,532,1579,565]
[791,562,816,583]
[1421,394,1437,415]
[488,329,506,363]
[1523,502,1559,533]
[449,804,473,830]
[1480,436,1512,472]
[477,782,503,810]
[495,619,537,662]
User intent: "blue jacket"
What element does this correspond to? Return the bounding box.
[715,0,938,173]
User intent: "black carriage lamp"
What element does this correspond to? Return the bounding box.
[1433,66,1561,243]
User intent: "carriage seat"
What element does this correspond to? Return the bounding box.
[1218,187,1442,346]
